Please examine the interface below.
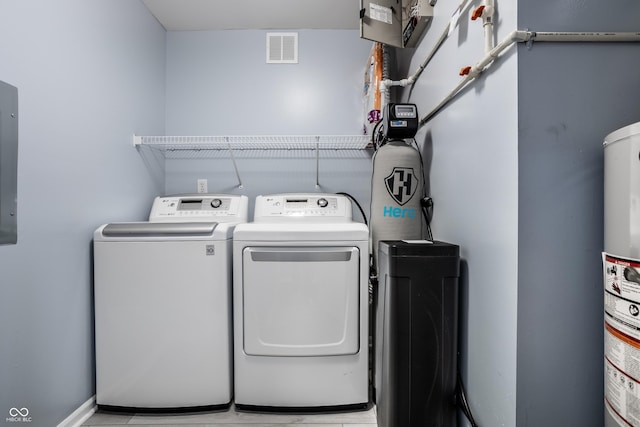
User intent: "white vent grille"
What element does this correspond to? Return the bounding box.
[266,32,298,64]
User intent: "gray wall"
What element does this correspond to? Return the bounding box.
[165,30,370,135]
[163,30,374,219]
[0,1,165,426]
[398,1,519,425]
[398,0,640,425]
[516,1,640,425]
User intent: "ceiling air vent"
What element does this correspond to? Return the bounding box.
[266,32,298,64]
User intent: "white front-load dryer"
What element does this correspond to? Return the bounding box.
[232,193,369,410]
[94,194,248,411]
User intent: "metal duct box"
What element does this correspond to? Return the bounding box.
[360,0,434,48]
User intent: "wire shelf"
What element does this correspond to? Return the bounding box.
[134,135,373,153]
[134,134,374,188]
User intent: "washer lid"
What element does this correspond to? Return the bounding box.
[102,222,218,237]
[95,222,238,241]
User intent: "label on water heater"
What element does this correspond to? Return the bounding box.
[603,253,640,425]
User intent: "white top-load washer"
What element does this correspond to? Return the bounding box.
[94,194,248,411]
[233,193,369,410]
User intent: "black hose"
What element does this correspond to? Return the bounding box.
[336,192,368,226]
[457,372,479,427]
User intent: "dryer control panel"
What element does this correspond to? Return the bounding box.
[149,194,249,222]
[253,194,352,222]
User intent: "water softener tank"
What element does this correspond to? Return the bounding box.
[369,140,424,266]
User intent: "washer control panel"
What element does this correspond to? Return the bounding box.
[149,194,249,222]
[253,194,352,222]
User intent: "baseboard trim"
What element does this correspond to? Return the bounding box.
[57,396,96,427]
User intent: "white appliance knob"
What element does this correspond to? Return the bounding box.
[211,199,222,208]
[317,198,328,208]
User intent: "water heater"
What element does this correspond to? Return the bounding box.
[603,121,640,427]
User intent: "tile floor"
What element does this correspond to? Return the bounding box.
[82,404,378,427]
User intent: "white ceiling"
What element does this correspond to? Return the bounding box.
[142,0,362,31]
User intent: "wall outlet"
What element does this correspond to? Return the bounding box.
[197,179,208,194]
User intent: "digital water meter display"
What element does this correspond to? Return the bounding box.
[394,105,417,118]
[383,103,419,140]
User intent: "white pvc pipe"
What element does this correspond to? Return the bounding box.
[419,30,527,125]
[482,0,495,53]
[418,30,640,127]
[418,73,475,127]
[379,0,475,95]
[530,31,640,42]
[470,30,529,76]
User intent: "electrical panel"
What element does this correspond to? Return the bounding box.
[360,0,434,48]
[0,81,18,245]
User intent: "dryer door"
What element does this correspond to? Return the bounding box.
[242,246,360,356]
